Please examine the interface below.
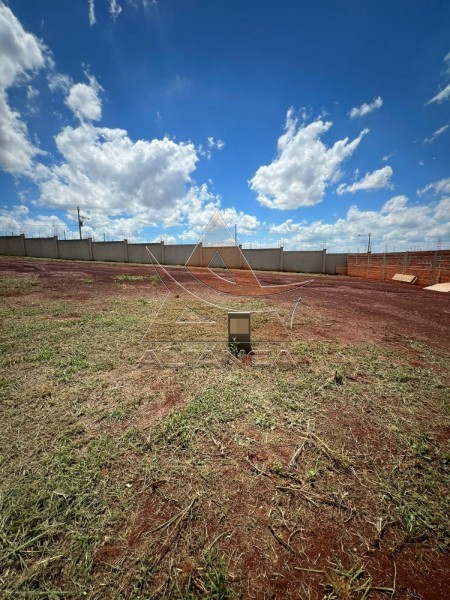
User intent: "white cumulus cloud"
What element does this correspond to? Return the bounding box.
[0,4,47,88]
[267,195,450,252]
[65,75,102,122]
[0,4,48,174]
[269,219,304,235]
[0,2,251,242]
[48,72,72,94]
[0,204,68,237]
[337,166,393,195]
[38,123,199,219]
[249,108,368,209]
[177,185,259,241]
[349,96,383,119]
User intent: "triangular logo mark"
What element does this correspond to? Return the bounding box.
[273,349,296,368]
[138,349,163,368]
[199,211,237,247]
[176,306,216,324]
[184,210,263,290]
[207,251,236,284]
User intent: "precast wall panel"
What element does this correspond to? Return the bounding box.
[92,242,126,263]
[58,240,91,261]
[128,243,163,264]
[283,251,323,273]
[25,238,58,259]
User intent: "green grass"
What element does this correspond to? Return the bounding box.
[113,274,160,286]
[0,276,41,295]
[178,550,233,599]
[385,433,450,548]
[0,430,154,596]
[114,274,147,282]
[0,277,449,598]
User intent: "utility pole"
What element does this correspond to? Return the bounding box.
[77,206,82,240]
[234,224,238,245]
[358,233,372,253]
[77,206,89,240]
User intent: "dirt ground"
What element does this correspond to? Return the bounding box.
[1,256,449,351]
[1,256,449,599]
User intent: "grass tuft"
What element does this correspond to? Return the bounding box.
[0,276,40,295]
[114,274,146,282]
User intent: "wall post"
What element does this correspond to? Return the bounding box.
[88,238,93,261]
[53,236,59,259]
[279,247,284,272]
[20,233,27,257]
[23,236,30,257]
[322,249,327,274]
[124,238,129,262]
[432,250,437,284]
[403,251,409,273]
[160,241,165,265]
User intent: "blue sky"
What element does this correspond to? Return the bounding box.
[0,0,449,252]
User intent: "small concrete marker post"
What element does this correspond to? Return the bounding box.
[228,312,251,354]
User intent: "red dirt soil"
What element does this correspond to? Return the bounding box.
[1,257,449,352]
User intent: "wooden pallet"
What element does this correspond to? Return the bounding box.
[392,273,417,284]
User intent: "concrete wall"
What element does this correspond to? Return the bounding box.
[25,237,59,259]
[58,239,91,261]
[128,243,163,264]
[283,250,324,274]
[243,248,282,271]
[3,234,450,284]
[0,234,349,275]
[325,253,348,275]
[92,241,127,263]
[0,235,26,256]
[202,246,243,269]
[165,244,196,266]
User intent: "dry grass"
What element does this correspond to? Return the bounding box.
[0,273,449,599]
